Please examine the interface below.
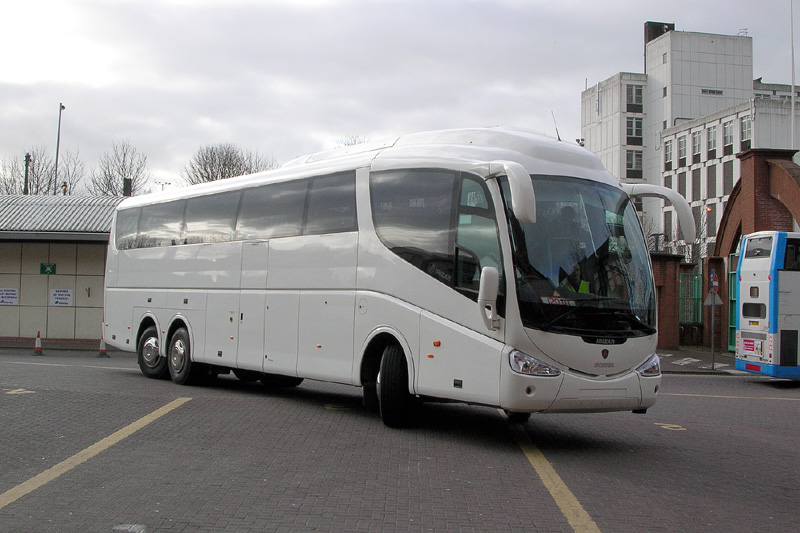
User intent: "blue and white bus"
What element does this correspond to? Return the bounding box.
[735,231,800,379]
[103,127,695,426]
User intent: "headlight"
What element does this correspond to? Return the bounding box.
[635,353,661,377]
[509,350,561,377]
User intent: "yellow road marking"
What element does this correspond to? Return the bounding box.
[509,423,600,533]
[662,392,800,401]
[0,397,191,510]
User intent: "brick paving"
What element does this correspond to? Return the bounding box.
[1,345,797,532]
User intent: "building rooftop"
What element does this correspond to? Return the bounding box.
[0,195,124,241]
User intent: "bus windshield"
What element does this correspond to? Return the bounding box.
[500,175,655,338]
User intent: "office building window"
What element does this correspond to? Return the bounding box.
[740,116,752,151]
[723,121,734,155]
[707,125,717,159]
[692,169,701,201]
[627,117,643,145]
[692,131,702,164]
[626,150,643,179]
[664,211,673,242]
[664,140,673,171]
[678,136,687,167]
[678,172,687,198]
[626,85,643,113]
[723,161,734,194]
[707,165,717,198]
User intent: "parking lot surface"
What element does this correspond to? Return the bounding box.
[1,347,798,532]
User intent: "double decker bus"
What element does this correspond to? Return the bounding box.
[735,231,800,379]
[103,127,695,426]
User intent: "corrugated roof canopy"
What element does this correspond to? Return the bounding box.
[0,195,123,241]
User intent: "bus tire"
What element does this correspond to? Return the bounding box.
[378,344,415,428]
[261,374,303,388]
[137,326,168,379]
[167,327,203,385]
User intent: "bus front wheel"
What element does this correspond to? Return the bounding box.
[378,344,416,428]
[167,327,204,385]
[137,326,168,379]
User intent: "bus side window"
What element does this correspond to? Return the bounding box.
[138,200,186,248]
[305,172,357,235]
[235,181,306,240]
[455,176,503,293]
[183,191,240,244]
[784,240,800,270]
[115,208,141,250]
[371,169,456,286]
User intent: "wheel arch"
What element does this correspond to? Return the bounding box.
[165,315,192,355]
[136,314,159,353]
[359,328,415,393]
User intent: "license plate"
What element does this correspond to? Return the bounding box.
[749,321,760,326]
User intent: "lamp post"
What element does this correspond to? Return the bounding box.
[53,103,65,195]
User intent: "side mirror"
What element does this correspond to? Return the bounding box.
[478,266,501,331]
[489,160,535,224]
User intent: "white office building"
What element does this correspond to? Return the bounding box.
[580,22,800,257]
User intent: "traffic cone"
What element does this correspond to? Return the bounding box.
[97,338,109,358]
[32,331,43,356]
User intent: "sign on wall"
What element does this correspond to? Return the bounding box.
[49,289,73,306]
[0,288,18,305]
[40,263,56,275]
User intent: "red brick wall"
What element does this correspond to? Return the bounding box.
[651,253,684,350]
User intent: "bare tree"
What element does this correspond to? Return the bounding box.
[181,143,277,185]
[55,148,85,195]
[0,147,56,195]
[88,140,149,196]
[336,135,368,147]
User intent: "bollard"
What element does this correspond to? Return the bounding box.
[97,338,110,358]
[32,331,44,356]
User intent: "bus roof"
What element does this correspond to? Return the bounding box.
[117,127,618,210]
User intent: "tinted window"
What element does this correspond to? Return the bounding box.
[235,180,307,240]
[371,170,456,285]
[138,201,185,247]
[745,236,772,258]
[455,177,503,292]
[305,172,357,235]
[184,191,240,244]
[115,208,141,250]
[742,303,766,318]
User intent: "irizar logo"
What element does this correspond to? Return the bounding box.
[595,338,615,345]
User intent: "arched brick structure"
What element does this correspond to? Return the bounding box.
[708,148,800,350]
[714,149,800,258]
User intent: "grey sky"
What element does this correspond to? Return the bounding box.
[1,0,796,188]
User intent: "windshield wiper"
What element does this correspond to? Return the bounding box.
[539,296,612,331]
[602,309,656,335]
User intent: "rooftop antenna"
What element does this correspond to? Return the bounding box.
[551,111,562,141]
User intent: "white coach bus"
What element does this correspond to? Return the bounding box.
[103,127,695,426]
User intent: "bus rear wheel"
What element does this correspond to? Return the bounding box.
[167,327,205,385]
[378,344,416,428]
[137,326,168,379]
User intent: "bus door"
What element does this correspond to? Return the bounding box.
[237,241,269,372]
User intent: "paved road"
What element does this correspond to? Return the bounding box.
[1,348,798,532]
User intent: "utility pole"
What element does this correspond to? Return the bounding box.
[53,103,65,195]
[23,153,31,195]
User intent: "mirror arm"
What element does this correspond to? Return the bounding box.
[621,183,696,242]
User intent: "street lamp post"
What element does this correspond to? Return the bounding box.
[53,103,65,195]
